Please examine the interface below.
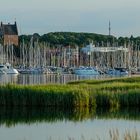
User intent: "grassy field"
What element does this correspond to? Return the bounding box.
[0,77,140,108]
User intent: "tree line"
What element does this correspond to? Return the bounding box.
[19,32,140,48]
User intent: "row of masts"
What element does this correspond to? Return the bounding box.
[0,41,140,72]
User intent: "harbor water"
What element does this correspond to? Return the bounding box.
[0,73,129,85]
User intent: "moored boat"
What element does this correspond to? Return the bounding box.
[106,68,128,75]
[74,66,99,75]
[0,63,18,74]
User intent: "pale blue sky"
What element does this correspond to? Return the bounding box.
[0,0,140,37]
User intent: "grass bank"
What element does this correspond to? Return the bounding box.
[0,77,140,108]
[0,84,91,108]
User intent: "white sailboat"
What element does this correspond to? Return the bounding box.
[0,44,19,74]
[0,63,18,74]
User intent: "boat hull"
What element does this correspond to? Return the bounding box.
[74,67,99,75]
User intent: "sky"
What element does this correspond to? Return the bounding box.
[0,0,140,37]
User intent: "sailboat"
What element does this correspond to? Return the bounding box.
[0,44,18,74]
[74,66,99,75]
[0,63,18,74]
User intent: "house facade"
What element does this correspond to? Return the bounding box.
[0,21,18,46]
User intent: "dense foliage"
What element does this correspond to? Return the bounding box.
[19,32,140,48]
[19,32,116,47]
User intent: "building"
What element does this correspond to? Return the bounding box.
[81,43,128,54]
[0,21,18,46]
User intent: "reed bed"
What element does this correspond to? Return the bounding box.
[0,84,91,108]
[0,77,140,108]
[68,76,140,85]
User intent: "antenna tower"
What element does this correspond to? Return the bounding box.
[109,21,111,36]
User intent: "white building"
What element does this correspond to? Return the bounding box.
[81,43,129,54]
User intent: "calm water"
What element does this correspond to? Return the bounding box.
[0,107,139,140]
[0,74,128,85]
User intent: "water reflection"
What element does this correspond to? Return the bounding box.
[0,74,18,84]
[0,107,95,127]
[0,107,139,140]
[0,74,128,85]
[0,107,139,127]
